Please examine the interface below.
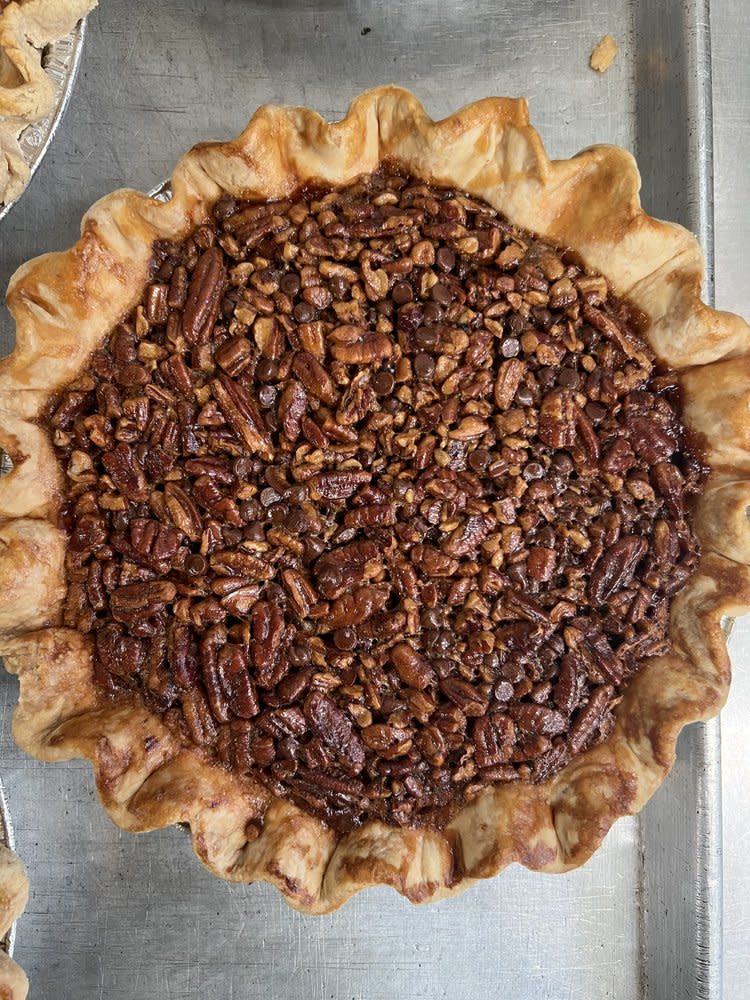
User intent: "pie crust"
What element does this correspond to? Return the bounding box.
[0,87,749,912]
[0,0,97,206]
[0,846,29,1000]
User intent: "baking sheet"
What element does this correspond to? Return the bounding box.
[0,776,16,957]
[0,16,88,221]
[0,1,730,997]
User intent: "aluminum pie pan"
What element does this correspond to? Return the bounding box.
[0,15,88,222]
[0,775,16,958]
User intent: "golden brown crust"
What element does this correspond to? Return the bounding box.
[0,846,29,1000]
[0,0,98,205]
[1,87,749,912]
[0,953,28,1000]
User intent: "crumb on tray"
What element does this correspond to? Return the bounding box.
[590,34,618,73]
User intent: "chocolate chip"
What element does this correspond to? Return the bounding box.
[256,359,278,382]
[422,301,443,323]
[372,370,395,396]
[258,385,277,407]
[468,448,492,472]
[493,680,514,702]
[430,282,452,305]
[280,272,301,295]
[414,353,435,379]
[244,520,266,539]
[288,644,311,667]
[285,509,307,533]
[392,281,414,305]
[222,526,243,546]
[333,627,357,651]
[293,301,315,323]
[550,452,574,475]
[523,461,544,480]
[185,554,207,575]
[303,537,325,562]
[557,367,580,389]
[538,367,556,388]
[515,385,534,406]
[421,608,441,628]
[436,247,455,272]
[532,307,553,330]
[50,164,702,834]
[536,525,556,548]
[268,503,289,524]
[506,313,525,337]
[415,325,439,349]
[585,401,608,423]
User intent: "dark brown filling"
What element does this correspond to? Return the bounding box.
[44,167,703,832]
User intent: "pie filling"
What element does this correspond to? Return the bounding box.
[43,167,703,831]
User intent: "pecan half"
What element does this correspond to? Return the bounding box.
[183,247,226,344]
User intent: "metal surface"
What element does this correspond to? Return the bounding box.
[712,1,750,994]
[0,1,745,998]
[0,17,87,222]
[0,776,16,958]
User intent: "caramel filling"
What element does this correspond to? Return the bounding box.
[44,168,702,830]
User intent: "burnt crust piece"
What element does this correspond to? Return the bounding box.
[1,87,749,912]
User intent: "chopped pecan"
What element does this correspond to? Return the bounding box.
[494,358,525,410]
[211,374,273,459]
[328,325,394,364]
[291,351,338,405]
[538,389,576,449]
[304,692,365,774]
[588,535,648,605]
[45,165,703,832]
[278,381,308,442]
[164,482,203,541]
[390,642,436,690]
[324,584,389,627]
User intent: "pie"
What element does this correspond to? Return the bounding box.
[0,87,748,913]
[0,0,98,207]
[0,846,29,999]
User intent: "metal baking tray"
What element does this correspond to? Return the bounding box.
[0,1,725,997]
[0,776,16,958]
[0,15,88,222]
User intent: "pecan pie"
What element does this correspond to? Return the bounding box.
[0,846,29,999]
[0,0,98,206]
[0,88,748,912]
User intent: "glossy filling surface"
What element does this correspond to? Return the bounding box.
[44,168,702,831]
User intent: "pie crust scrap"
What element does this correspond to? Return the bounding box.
[0,846,29,1000]
[590,35,618,74]
[0,87,749,912]
[0,0,97,206]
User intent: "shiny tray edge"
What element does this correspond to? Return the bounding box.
[636,2,720,997]
[0,775,16,957]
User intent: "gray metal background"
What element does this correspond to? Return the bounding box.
[0,1,747,998]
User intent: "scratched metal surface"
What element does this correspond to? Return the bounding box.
[712,0,750,994]
[0,0,744,997]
